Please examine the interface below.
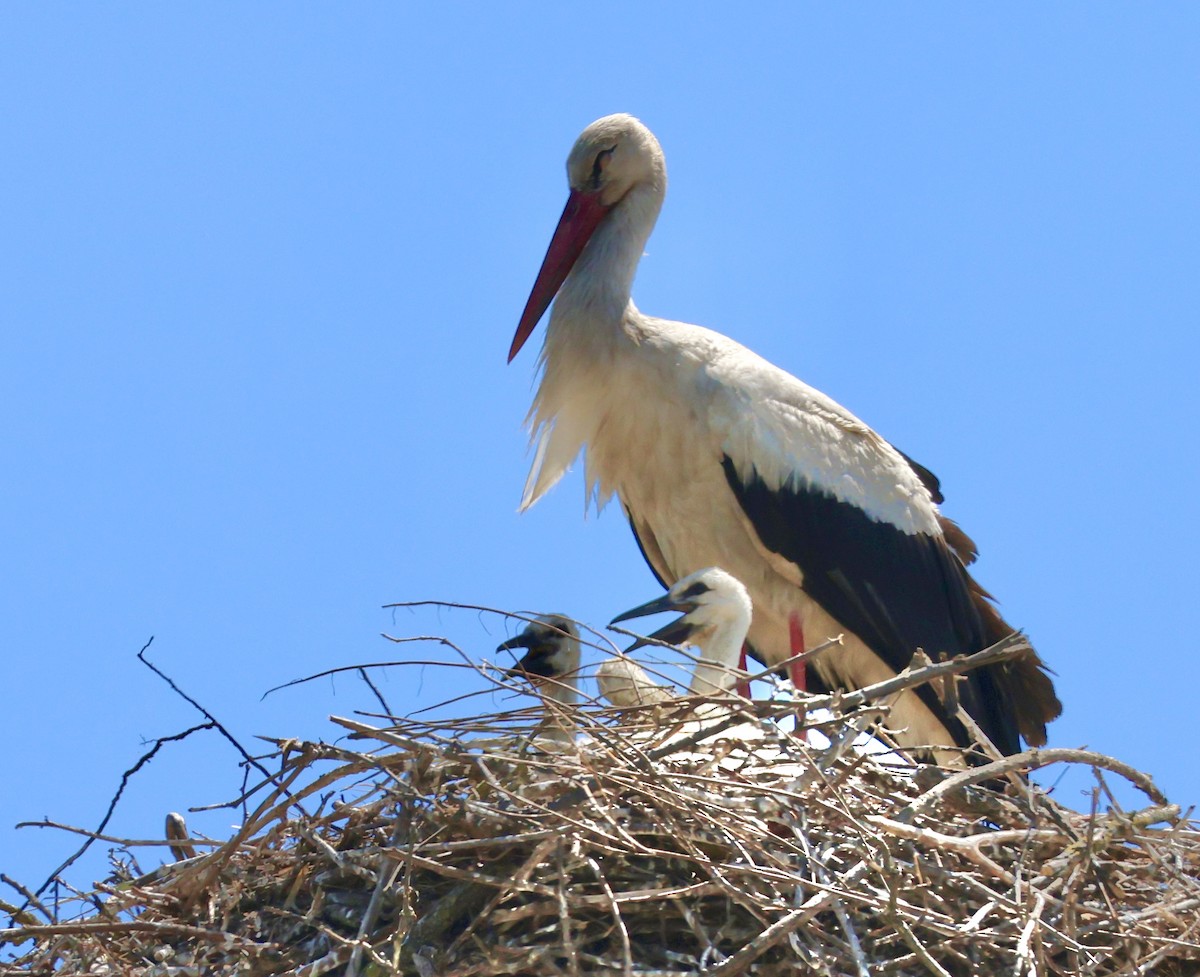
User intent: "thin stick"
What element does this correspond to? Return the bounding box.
[14,819,219,851]
[905,748,1170,820]
[136,640,305,813]
[20,718,214,901]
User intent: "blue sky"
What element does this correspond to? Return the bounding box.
[3,6,1198,898]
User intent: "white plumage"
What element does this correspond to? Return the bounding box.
[594,657,674,709]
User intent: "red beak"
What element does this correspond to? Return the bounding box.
[508,188,612,363]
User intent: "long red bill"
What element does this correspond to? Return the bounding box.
[508,188,611,362]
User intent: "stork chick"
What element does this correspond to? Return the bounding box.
[609,567,752,699]
[498,614,582,705]
[498,614,583,749]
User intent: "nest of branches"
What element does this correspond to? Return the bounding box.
[2,632,1198,976]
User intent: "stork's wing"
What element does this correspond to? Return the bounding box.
[893,445,980,566]
[720,454,1024,754]
[711,363,1033,751]
[892,446,944,503]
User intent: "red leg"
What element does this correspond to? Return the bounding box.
[788,613,806,692]
[736,643,751,699]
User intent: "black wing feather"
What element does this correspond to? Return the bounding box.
[893,447,944,504]
[626,508,672,590]
[721,456,1020,755]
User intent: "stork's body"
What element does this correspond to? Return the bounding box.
[509,114,1060,761]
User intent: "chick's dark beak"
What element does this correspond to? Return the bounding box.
[610,591,691,626]
[609,592,700,653]
[498,633,559,680]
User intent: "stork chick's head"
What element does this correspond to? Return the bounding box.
[509,113,667,362]
[498,614,581,700]
[610,567,752,660]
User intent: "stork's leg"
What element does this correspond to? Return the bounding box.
[788,613,806,692]
[736,643,751,699]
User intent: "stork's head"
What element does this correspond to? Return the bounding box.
[565,113,665,208]
[498,614,581,690]
[509,113,667,362]
[609,567,752,655]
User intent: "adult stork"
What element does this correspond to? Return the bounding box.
[507,113,1060,762]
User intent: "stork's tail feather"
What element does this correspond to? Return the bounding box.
[972,586,1063,748]
[938,514,979,567]
[1004,651,1062,748]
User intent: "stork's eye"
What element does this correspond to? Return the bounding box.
[679,581,709,601]
[591,146,616,189]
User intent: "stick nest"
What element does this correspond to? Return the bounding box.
[3,649,1198,976]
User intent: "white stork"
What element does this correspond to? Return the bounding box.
[498,614,582,706]
[507,113,1061,761]
[609,566,752,699]
[498,614,584,748]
